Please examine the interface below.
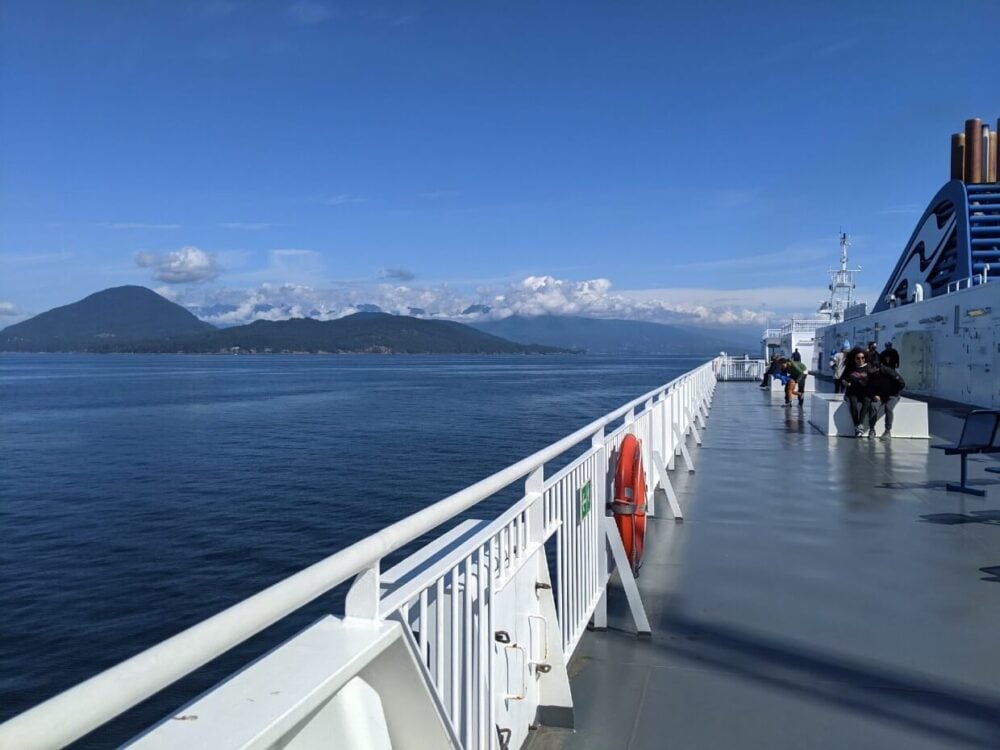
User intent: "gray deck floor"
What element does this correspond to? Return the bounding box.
[531,384,1000,750]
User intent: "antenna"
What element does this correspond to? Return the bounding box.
[826,231,861,322]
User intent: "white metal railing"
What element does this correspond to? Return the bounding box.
[713,356,766,381]
[0,361,718,750]
[946,273,991,294]
[780,318,830,334]
[761,327,782,341]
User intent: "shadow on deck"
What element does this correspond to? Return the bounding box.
[530,382,1000,750]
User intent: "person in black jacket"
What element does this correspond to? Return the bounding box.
[840,348,873,437]
[880,341,900,370]
[869,365,905,440]
[759,354,780,388]
[866,341,880,366]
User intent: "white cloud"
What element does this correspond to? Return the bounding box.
[620,285,882,320]
[378,267,416,281]
[418,190,459,200]
[490,276,620,318]
[106,223,181,230]
[170,274,797,327]
[135,246,221,283]
[323,194,366,206]
[204,0,238,16]
[0,301,19,316]
[0,251,74,266]
[877,205,922,215]
[220,222,273,230]
[287,1,334,25]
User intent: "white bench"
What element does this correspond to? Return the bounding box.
[808,393,929,438]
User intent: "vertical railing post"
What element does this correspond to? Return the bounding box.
[345,564,381,620]
[525,465,545,545]
[591,427,608,630]
[667,387,677,469]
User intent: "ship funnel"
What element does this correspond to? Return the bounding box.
[951,133,965,180]
[954,117,1000,184]
[965,118,983,183]
[990,128,998,183]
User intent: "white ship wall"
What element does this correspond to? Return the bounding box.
[780,331,817,373]
[817,283,999,408]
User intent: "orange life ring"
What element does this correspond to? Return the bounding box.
[612,433,646,573]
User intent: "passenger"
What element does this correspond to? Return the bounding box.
[880,341,900,370]
[829,347,848,394]
[840,348,873,437]
[869,365,906,440]
[781,357,808,406]
[791,348,802,362]
[866,341,880,366]
[773,362,791,395]
[759,354,780,388]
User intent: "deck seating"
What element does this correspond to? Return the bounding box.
[932,410,1000,496]
[807,393,929,438]
[986,419,1000,476]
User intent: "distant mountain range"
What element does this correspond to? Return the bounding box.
[124,314,565,354]
[0,287,758,355]
[471,315,753,355]
[0,287,565,354]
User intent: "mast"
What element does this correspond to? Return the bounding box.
[827,232,861,322]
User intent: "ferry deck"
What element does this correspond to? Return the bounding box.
[533,381,1000,749]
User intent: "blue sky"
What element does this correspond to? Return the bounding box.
[1,0,998,327]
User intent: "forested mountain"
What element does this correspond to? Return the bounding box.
[120,313,568,354]
[0,286,213,351]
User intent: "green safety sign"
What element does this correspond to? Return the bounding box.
[579,480,592,521]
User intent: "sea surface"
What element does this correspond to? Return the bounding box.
[0,352,704,746]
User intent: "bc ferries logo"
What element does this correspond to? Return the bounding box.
[887,202,957,299]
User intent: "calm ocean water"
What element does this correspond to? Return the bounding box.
[0,352,703,745]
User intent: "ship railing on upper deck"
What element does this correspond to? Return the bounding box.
[713,355,766,381]
[0,361,720,750]
[780,318,831,334]
[946,272,991,294]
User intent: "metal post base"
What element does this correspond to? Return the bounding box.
[946,483,987,497]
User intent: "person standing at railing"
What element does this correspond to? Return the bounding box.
[829,347,848,394]
[792,349,802,362]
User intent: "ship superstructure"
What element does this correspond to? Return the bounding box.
[759,234,860,369]
[818,117,1000,408]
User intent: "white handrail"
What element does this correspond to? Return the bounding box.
[713,356,766,381]
[0,361,717,750]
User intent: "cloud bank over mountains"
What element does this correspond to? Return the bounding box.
[158,274,788,328]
